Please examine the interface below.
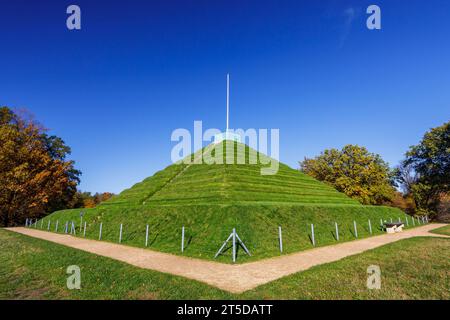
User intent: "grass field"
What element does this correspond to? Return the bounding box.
[36,142,410,263]
[431,224,450,236]
[1,229,448,299]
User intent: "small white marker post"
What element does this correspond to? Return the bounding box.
[181,226,185,253]
[25,218,28,227]
[34,219,38,228]
[380,218,383,227]
[47,220,51,230]
[278,226,283,253]
[119,224,123,243]
[64,221,68,233]
[232,228,236,263]
[55,220,59,232]
[353,221,358,238]
[311,224,315,246]
[390,217,393,223]
[398,217,401,223]
[368,219,372,235]
[145,225,149,247]
[335,222,339,241]
[405,216,409,226]
[40,220,44,229]
[99,223,103,240]
[83,221,87,237]
[412,217,416,226]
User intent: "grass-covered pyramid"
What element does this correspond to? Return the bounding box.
[43,141,406,262]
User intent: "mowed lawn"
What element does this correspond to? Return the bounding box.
[0,229,448,300]
[431,224,450,236]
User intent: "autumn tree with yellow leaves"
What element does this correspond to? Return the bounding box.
[0,107,81,226]
[300,145,395,205]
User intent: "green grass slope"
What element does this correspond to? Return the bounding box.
[102,141,359,206]
[38,141,411,263]
[2,229,448,299]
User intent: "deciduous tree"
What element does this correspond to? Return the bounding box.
[300,145,395,205]
[398,121,450,218]
[0,107,81,226]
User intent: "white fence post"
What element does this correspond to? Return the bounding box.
[99,223,103,240]
[368,219,372,235]
[335,222,339,241]
[278,226,283,253]
[119,224,123,243]
[181,226,185,253]
[145,224,149,247]
[353,221,358,238]
[311,224,315,246]
[83,221,87,237]
[232,228,236,263]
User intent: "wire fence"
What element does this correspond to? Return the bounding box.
[24,215,430,262]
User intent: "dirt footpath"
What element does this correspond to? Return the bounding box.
[6,223,449,293]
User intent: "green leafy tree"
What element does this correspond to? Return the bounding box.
[300,145,395,205]
[399,121,450,217]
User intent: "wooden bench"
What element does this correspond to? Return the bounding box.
[383,222,404,234]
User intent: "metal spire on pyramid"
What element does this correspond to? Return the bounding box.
[214,74,241,144]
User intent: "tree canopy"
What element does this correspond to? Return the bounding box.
[300,145,395,205]
[396,121,449,217]
[0,107,81,226]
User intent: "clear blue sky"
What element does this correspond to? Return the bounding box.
[1,0,449,194]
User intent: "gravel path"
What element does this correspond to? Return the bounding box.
[6,223,449,293]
